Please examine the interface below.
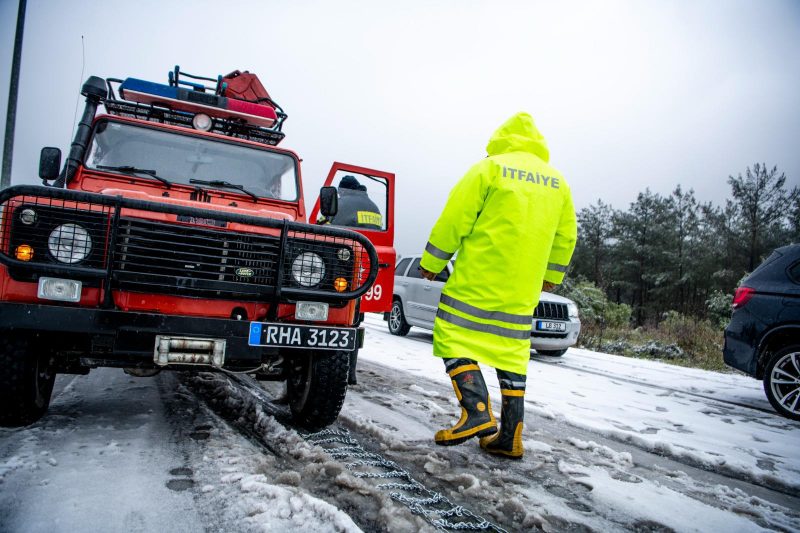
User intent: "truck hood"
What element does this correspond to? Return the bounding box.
[539,291,575,305]
[98,187,295,221]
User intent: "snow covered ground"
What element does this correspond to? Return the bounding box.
[0,370,366,533]
[1,313,799,532]
[349,314,800,532]
[359,314,800,492]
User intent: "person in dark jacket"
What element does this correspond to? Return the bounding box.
[326,175,383,386]
[329,175,383,230]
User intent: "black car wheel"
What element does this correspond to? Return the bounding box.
[388,299,411,336]
[763,344,800,421]
[287,350,350,430]
[537,349,567,357]
[0,334,56,427]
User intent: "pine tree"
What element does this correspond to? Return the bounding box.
[728,164,793,271]
[573,200,615,289]
[612,190,671,325]
[665,186,699,313]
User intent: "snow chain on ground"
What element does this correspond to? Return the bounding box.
[305,428,508,532]
[199,373,509,532]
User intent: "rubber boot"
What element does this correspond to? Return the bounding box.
[435,359,497,446]
[480,389,525,459]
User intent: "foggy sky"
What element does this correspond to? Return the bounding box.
[1,0,798,256]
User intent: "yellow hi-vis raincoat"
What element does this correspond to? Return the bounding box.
[420,112,577,375]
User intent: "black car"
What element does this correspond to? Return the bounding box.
[723,244,800,420]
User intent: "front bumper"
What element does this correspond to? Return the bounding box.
[530,318,581,351]
[0,302,364,371]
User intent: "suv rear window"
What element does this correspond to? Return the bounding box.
[396,258,411,276]
[750,249,783,278]
[789,261,800,284]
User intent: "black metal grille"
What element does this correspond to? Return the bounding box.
[282,229,363,293]
[113,218,281,298]
[533,302,568,320]
[112,219,370,300]
[0,196,113,280]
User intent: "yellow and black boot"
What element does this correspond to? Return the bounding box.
[480,370,526,459]
[435,359,497,446]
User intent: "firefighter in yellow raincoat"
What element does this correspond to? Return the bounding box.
[419,112,577,458]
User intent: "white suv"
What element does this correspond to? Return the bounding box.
[385,255,581,356]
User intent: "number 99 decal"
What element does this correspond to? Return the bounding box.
[364,284,382,301]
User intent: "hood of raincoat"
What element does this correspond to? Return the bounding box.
[485,112,550,163]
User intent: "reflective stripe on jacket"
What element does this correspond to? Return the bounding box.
[420,112,577,374]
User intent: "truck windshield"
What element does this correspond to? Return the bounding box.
[85,120,298,201]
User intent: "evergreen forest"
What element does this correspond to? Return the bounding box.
[561,163,798,369]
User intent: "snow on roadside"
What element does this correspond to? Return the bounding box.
[557,460,766,533]
[526,355,800,494]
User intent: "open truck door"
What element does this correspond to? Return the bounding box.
[310,162,395,315]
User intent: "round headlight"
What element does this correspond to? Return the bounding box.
[291,252,325,287]
[192,113,213,131]
[48,224,92,264]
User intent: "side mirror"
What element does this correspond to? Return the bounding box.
[320,186,338,218]
[39,147,62,183]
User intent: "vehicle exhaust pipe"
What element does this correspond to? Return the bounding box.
[53,76,107,187]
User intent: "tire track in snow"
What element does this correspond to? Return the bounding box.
[183,371,488,532]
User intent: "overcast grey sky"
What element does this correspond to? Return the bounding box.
[1,0,799,255]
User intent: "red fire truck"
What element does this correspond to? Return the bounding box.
[0,67,395,429]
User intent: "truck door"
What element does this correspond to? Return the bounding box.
[309,162,395,314]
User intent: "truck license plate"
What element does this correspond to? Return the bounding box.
[536,320,566,332]
[248,322,356,350]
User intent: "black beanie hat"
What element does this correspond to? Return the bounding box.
[339,175,361,190]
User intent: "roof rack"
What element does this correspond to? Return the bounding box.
[102,75,287,146]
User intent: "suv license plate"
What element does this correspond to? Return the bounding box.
[248,322,356,350]
[536,320,566,332]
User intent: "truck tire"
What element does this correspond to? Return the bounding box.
[763,344,800,421]
[287,350,350,430]
[0,334,56,427]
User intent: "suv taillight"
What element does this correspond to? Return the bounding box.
[732,286,755,309]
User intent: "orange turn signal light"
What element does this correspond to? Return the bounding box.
[15,244,34,261]
[334,277,348,292]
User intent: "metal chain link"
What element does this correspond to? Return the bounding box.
[210,377,509,533]
[305,428,508,533]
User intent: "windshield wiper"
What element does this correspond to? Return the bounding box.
[96,165,172,188]
[189,179,258,201]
